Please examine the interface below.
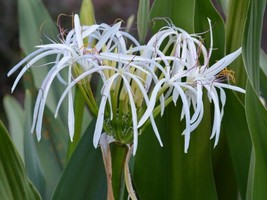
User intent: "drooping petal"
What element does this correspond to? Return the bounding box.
[93,74,119,148]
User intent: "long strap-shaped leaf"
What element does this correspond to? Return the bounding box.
[52,120,107,200]
[243,0,267,198]
[0,121,41,200]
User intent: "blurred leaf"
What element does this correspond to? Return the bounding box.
[260,49,267,76]
[23,67,69,199]
[35,106,68,199]
[216,0,229,16]
[52,120,107,200]
[3,95,25,162]
[260,50,267,104]
[0,121,41,200]
[222,91,251,199]
[18,0,68,124]
[150,0,196,32]
[245,81,267,199]
[18,0,57,53]
[242,0,267,198]
[80,0,95,25]
[24,90,46,199]
[242,0,266,94]
[137,0,150,44]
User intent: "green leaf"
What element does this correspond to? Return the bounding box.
[134,102,217,199]
[222,91,251,199]
[24,90,47,199]
[242,0,266,94]
[23,70,68,199]
[18,0,68,125]
[216,0,229,16]
[18,0,57,54]
[225,0,250,90]
[3,95,25,162]
[260,49,267,76]
[194,0,225,62]
[0,121,41,200]
[150,0,196,32]
[52,120,107,200]
[245,81,267,199]
[137,0,150,44]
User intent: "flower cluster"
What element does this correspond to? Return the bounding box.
[8,14,245,155]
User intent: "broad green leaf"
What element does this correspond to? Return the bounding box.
[211,133,238,199]
[24,90,46,199]
[242,0,266,94]
[52,120,107,200]
[225,0,249,91]
[0,121,41,200]
[150,0,196,32]
[3,95,25,161]
[137,0,150,44]
[134,102,217,199]
[222,91,251,199]
[245,81,267,199]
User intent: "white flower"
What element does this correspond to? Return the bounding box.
[138,19,245,153]
[56,51,163,155]
[186,48,245,148]
[8,14,142,144]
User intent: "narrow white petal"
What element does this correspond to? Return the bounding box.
[93,74,119,148]
[206,48,242,76]
[7,48,44,76]
[68,67,75,141]
[121,75,138,155]
[215,82,246,93]
[10,50,63,92]
[126,72,163,146]
[205,86,221,145]
[74,14,84,54]
[137,78,166,128]
[95,22,121,51]
[55,66,115,117]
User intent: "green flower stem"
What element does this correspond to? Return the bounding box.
[110,143,128,200]
[73,65,99,117]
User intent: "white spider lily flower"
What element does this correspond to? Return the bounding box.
[55,52,163,155]
[8,14,142,143]
[186,48,245,147]
[138,19,245,153]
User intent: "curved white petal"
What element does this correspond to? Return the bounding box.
[93,74,119,148]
